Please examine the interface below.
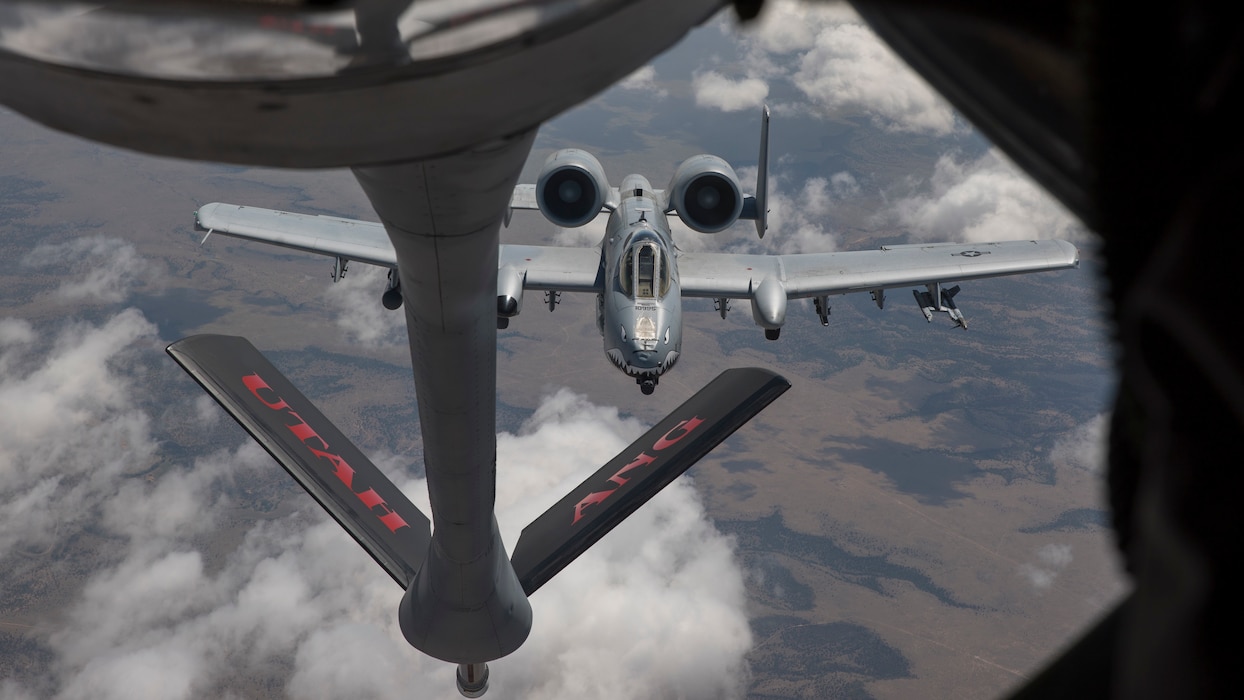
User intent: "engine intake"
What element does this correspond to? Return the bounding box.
[536,149,610,228]
[668,155,743,233]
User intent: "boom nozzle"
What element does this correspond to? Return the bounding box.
[456,663,489,698]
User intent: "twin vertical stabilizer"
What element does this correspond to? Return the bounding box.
[739,105,770,239]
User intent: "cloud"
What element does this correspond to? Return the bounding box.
[752,168,852,254]
[20,236,153,303]
[887,149,1087,242]
[1019,543,1074,592]
[1050,413,1109,474]
[723,1,960,135]
[321,265,407,350]
[789,20,960,136]
[0,308,159,559]
[693,70,769,113]
[618,64,668,99]
[490,388,752,699]
[0,318,37,347]
[3,314,752,699]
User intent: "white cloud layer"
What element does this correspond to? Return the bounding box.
[0,309,159,559]
[724,1,960,135]
[887,150,1087,242]
[693,70,769,113]
[1050,413,1109,474]
[789,20,959,136]
[21,236,153,303]
[492,389,752,699]
[1019,543,1074,592]
[751,167,853,254]
[321,265,407,350]
[618,64,668,98]
[3,300,751,699]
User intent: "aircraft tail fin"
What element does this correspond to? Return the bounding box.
[167,334,431,588]
[740,104,770,239]
[510,367,789,595]
[755,104,769,239]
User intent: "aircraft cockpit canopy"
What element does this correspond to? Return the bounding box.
[619,235,670,300]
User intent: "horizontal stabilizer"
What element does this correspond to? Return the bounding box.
[166,335,431,588]
[510,367,790,595]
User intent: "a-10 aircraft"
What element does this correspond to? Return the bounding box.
[195,107,1079,395]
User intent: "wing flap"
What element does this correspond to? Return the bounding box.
[510,367,790,595]
[167,334,430,588]
[678,239,1079,299]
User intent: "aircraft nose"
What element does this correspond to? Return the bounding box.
[634,351,653,363]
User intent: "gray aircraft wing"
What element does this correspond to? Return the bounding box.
[196,202,396,267]
[196,202,603,293]
[498,245,603,293]
[677,239,1079,299]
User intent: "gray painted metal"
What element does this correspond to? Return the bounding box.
[195,202,1078,388]
[350,133,537,664]
[511,367,791,595]
[194,203,606,292]
[676,239,1080,298]
[0,0,755,691]
[666,154,744,233]
[0,0,726,166]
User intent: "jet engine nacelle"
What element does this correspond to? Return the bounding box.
[536,149,610,228]
[667,155,744,233]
